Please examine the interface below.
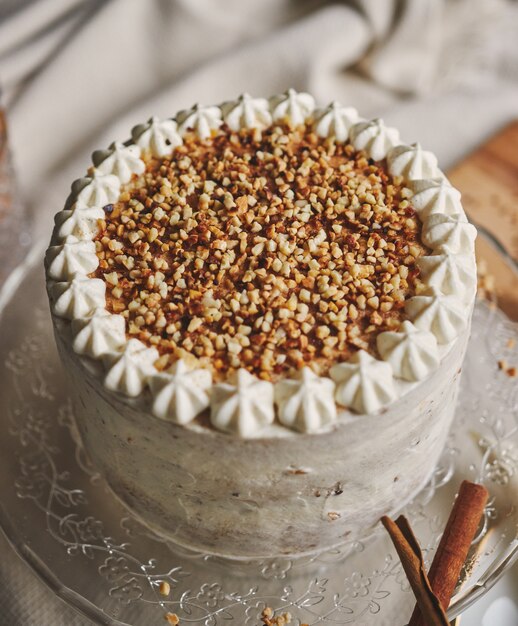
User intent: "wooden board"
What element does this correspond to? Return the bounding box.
[448,121,518,320]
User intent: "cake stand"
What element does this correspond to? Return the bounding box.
[0,246,517,626]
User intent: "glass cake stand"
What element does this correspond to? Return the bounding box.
[0,246,517,626]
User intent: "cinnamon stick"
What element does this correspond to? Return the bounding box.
[381,515,449,626]
[408,480,488,626]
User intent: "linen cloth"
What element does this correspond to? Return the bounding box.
[0,0,518,624]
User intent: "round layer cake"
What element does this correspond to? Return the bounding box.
[45,91,477,558]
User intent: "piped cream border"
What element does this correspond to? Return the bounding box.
[45,90,477,437]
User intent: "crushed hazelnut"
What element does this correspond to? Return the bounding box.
[93,123,429,381]
[159,581,171,596]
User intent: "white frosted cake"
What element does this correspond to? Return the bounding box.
[45,91,477,558]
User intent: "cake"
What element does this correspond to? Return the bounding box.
[45,90,477,558]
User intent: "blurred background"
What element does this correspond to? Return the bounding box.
[0,0,517,624]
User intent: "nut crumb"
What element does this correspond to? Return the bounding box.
[164,612,179,625]
[159,581,171,596]
[261,607,300,626]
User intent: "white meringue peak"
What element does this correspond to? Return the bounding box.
[92,141,145,183]
[150,360,212,424]
[422,213,477,253]
[45,238,98,281]
[132,116,183,157]
[349,118,400,161]
[103,339,158,397]
[388,143,440,180]
[314,102,359,142]
[377,320,440,382]
[275,367,336,433]
[221,93,272,131]
[72,311,127,358]
[270,89,315,127]
[417,249,477,298]
[210,369,274,437]
[408,178,463,219]
[330,350,396,414]
[176,104,222,140]
[50,277,106,319]
[54,206,104,241]
[405,288,467,344]
[68,170,120,209]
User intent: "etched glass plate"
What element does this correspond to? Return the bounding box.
[0,249,517,626]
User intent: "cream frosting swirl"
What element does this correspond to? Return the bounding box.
[314,102,359,142]
[210,369,274,437]
[150,360,212,424]
[408,178,463,219]
[54,206,105,242]
[69,170,120,208]
[417,249,477,299]
[50,277,105,319]
[221,93,272,131]
[104,339,159,397]
[270,89,315,126]
[349,118,400,161]
[92,142,145,183]
[72,311,127,358]
[330,350,396,414]
[275,367,336,433]
[176,104,223,140]
[377,320,440,382]
[388,143,440,180]
[405,288,466,344]
[422,213,477,253]
[45,238,99,281]
[132,117,183,158]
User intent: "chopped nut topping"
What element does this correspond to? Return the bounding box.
[93,123,429,381]
[261,608,298,626]
[159,581,171,596]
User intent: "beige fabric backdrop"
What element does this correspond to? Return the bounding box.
[0,0,518,623]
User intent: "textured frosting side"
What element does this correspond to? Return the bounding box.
[210,369,275,437]
[149,360,212,424]
[45,91,477,438]
[275,367,336,433]
[349,118,400,161]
